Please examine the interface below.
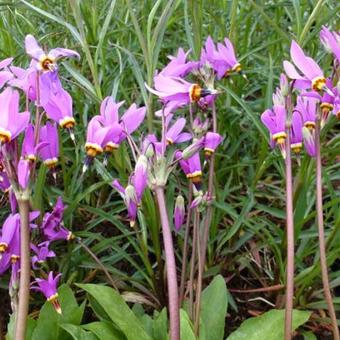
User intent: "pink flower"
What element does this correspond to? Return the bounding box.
[31,272,62,314]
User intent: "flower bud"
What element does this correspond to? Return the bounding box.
[174,195,185,231]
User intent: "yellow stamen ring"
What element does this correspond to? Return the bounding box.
[59,117,76,129]
[85,143,103,158]
[104,142,119,153]
[189,84,202,102]
[44,158,58,169]
[0,128,12,144]
[232,63,242,72]
[311,76,326,91]
[304,121,315,130]
[272,132,287,144]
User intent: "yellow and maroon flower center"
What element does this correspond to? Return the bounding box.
[11,255,20,264]
[311,76,326,91]
[44,158,58,169]
[320,102,333,113]
[104,142,119,153]
[291,142,303,154]
[272,132,287,144]
[0,243,8,253]
[304,121,315,130]
[166,137,174,145]
[189,84,202,102]
[336,111,340,120]
[59,117,76,129]
[0,128,11,144]
[39,56,56,72]
[204,147,214,156]
[48,293,62,314]
[232,63,242,73]
[85,142,103,158]
[26,154,36,162]
[187,171,202,183]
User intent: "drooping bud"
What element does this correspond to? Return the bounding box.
[302,126,316,157]
[132,155,148,201]
[125,185,138,227]
[280,74,289,97]
[174,195,185,231]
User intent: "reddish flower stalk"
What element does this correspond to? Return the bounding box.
[315,118,340,340]
[15,198,30,340]
[155,186,180,340]
[284,124,294,340]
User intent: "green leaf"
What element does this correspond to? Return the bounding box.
[77,283,152,340]
[227,309,311,340]
[200,275,228,340]
[82,321,125,340]
[152,308,168,340]
[180,309,196,340]
[32,284,85,340]
[60,324,98,340]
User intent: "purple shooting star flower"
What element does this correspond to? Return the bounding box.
[39,122,59,170]
[0,88,30,145]
[41,86,76,138]
[0,214,20,255]
[261,104,287,158]
[174,195,185,231]
[176,150,202,188]
[42,197,73,241]
[290,111,303,155]
[158,48,198,78]
[31,272,62,314]
[25,34,79,73]
[283,41,327,92]
[98,98,145,153]
[295,96,318,130]
[320,26,340,62]
[166,118,192,145]
[146,75,217,107]
[204,132,223,156]
[31,241,56,269]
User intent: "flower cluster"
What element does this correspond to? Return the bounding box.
[0,35,78,313]
[261,27,340,158]
[84,36,237,229]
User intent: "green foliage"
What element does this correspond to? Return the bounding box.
[200,275,228,340]
[227,309,311,340]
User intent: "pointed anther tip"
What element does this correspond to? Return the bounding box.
[82,164,88,174]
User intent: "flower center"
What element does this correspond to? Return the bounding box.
[291,142,302,154]
[104,142,119,153]
[59,117,76,129]
[44,158,58,169]
[272,132,287,144]
[39,57,55,72]
[187,171,202,183]
[304,121,315,130]
[0,243,8,253]
[85,143,103,157]
[0,128,11,144]
[189,84,202,102]
[311,76,326,91]
[232,63,242,72]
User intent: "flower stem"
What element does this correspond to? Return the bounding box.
[155,186,180,340]
[284,128,294,340]
[15,199,31,340]
[179,183,193,305]
[315,119,339,340]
